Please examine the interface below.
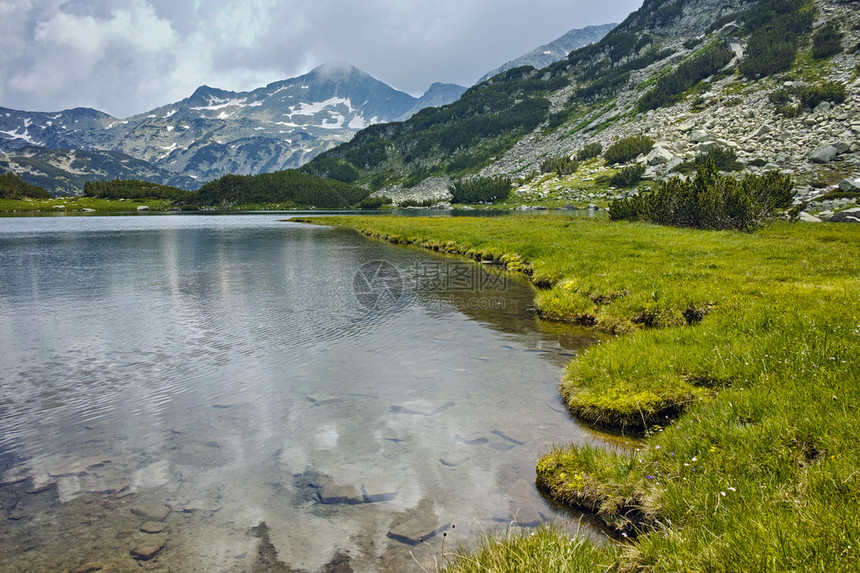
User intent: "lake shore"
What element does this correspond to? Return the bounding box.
[296,214,860,572]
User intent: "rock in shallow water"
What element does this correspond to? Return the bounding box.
[131,539,165,561]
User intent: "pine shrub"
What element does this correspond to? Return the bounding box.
[576,143,603,161]
[610,164,646,188]
[609,159,793,231]
[541,156,579,176]
[451,177,512,204]
[812,22,844,60]
[603,135,654,165]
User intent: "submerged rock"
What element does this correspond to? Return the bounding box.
[317,484,364,505]
[390,400,454,416]
[130,503,170,521]
[387,499,449,546]
[131,538,165,561]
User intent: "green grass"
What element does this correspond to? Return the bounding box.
[299,214,860,572]
[0,196,175,212]
[440,524,617,573]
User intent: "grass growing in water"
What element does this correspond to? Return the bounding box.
[299,214,860,571]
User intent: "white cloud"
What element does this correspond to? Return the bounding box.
[0,0,643,117]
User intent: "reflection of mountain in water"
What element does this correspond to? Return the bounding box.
[405,257,598,363]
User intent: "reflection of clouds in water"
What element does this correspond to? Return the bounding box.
[0,215,602,572]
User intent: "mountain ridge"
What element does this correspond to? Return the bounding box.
[477,23,617,84]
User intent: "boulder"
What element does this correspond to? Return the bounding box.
[832,142,851,155]
[809,145,838,163]
[754,124,773,137]
[646,146,674,165]
[838,178,860,192]
[814,101,832,115]
[689,130,710,143]
[136,206,150,211]
[828,208,860,223]
[798,212,822,223]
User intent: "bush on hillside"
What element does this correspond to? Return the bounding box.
[603,135,654,165]
[797,81,847,109]
[576,143,603,161]
[451,177,512,204]
[611,164,646,188]
[609,159,794,231]
[84,179,192,201]
[540,156,579,177]
[0,172,51,199]
[738,0,812,78]
[812,22,844,60]
[192,170,370,208]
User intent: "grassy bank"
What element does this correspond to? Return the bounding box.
[297,214,860,571]
[0,196,175,212]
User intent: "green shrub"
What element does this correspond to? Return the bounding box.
[674,147,743,174]
[610,164,646,188]
[738,0,812,78]
[357,196,392,209]
[83,178,193,201]
[797,81,847,108]
[576,143,603,161]
[0,172,51,199]
[812,22,844,60]
[609,159,794,231]
[192,170,370,208]
[451,177,512,204]
[603,135,654,165]
[540,156,579,176]
[298,157,360,183]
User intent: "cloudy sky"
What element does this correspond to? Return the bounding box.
[0,0,643,118]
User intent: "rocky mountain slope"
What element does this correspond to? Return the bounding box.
[309,0,859,221]
[0,63,461,193]
[477,23,617,84]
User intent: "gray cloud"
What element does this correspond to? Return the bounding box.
[0,0,642,118]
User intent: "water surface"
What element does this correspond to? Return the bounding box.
[0,214,610,572]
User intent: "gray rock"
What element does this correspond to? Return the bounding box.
[814,101,832,114]
[136,205,150,211]
[838,178,860,192]
[754,124,773,137]
[828,208,860,223]
[689,130,710,143]
[798,212,822,223]
[647,146,674,165]
[809,145,838,163]
[832,142,851,155]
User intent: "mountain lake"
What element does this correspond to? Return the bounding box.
[0,213,620,572]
